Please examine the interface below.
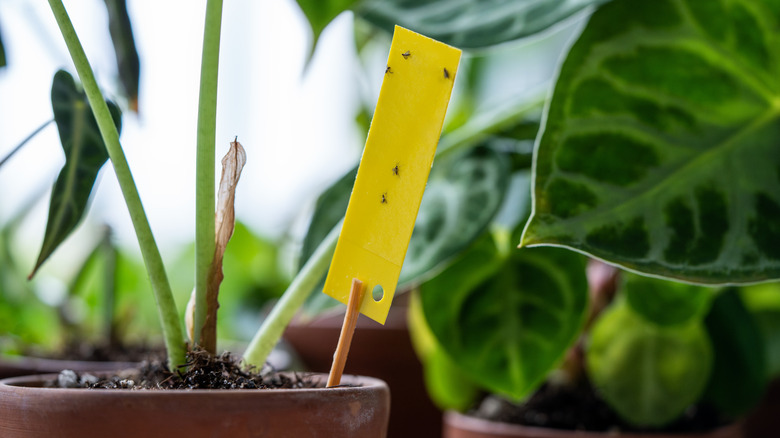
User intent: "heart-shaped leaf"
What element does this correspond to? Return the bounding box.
[357,0,609,49]
[30,70,122,278]
[586,298,713,426]
[522,0,780,284]
[296,0,360,55]
[421,233,588,399]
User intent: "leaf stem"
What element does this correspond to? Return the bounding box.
[243,223,340,367]
[47,0,186,370]
[193,0,224,347]
[0,119,54,169]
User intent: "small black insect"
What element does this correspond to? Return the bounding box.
[381,192,388,204]
[385,66,393,74]
[444,68,450,79]
[402,51,411,59]
[392,164,399,176]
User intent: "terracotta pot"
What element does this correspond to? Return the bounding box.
[0,355,137,379]
[443,411,743,438]
[284,301,442,438]
[0,372,390,438]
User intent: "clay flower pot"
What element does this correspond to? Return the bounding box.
[284,301,442,438]
[443,411,743,438]
[0,355,137,379]
[0,373,390,438]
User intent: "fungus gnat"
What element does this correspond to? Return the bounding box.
[381,193,388,204]
[392,164,399,176]
[385,66,393,74]
[444,68,450,79]
[402,51,410,59]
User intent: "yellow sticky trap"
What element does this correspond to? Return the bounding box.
[323,26,461,324]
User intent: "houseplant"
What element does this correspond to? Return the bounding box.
[290,0,780,436]
[1,1,391,436]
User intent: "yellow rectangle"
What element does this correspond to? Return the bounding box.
[323,26,461,324]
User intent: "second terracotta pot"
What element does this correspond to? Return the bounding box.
[443,411,743,438]
[0,372,389,438]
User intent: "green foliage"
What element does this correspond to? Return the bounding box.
[420,232,588,399]
[0,23,5,68]
[522,0,780,284]
[296,0,360,51]
[103,0,140,110]
[623,273,715,326]
[31,70,122,278]
[357,0,609,49]
[587,297,713,427]
[741,282,780,378]
[703,289,767,416]
[408,291,479,410]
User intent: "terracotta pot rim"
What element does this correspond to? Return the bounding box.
[1,372,386,395]
[444,410,742,438]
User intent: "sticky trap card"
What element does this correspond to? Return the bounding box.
[323,26,461,324]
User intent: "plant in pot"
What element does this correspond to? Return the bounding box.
[361,0,779,436]
[0,1,393,437]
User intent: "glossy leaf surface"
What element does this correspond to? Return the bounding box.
[587,298,712,426]
[358,0,608,49]
[523,0,780,283]
[30,70,122,277]
[421,233,587,399]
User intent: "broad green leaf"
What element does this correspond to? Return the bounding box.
[30,70,122,278]
[702,289,766,416]
[401,145,510,284]
[297,0,360,53]
[586,298,713,426]
[421,233,588,399]
[408,291,479,410]
[357,0,609,49]
[522,0,780,284]
[103,0,140,111]
[623,273,715,326]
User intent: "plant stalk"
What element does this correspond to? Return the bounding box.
[193,0,224,348]
[0,119,54,169]
[47,0,186,370]
[243,223,340,367]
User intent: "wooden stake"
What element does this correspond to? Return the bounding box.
[327,278,365,387]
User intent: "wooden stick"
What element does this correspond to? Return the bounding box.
[327,278,365,387]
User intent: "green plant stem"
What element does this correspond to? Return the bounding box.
[193,0,224,348]
[243,223,340,367]
[0,119,54,168]
[241,85,549,367]
[47,0,185,370]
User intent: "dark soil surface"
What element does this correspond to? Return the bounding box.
[472,380,730,434]
[50,349,324,390]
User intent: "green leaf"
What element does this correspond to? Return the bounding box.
[740,283,780,377]
[401,145,510,284]
[623,273,715,326]
[103,0,141,111]
[30,70,122,278]
[296,0,360,53]
[702,288,767,416]
[0,23,6,68]
[420,233,588,399]
[357,0,609,49]
[522,0,780,284]
[586,298,713,427]
[408,291,479,410]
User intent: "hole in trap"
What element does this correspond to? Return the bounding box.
[372,285,384,302]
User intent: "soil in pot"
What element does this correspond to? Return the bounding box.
[445,381,740,438]
[0,350,390,438]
